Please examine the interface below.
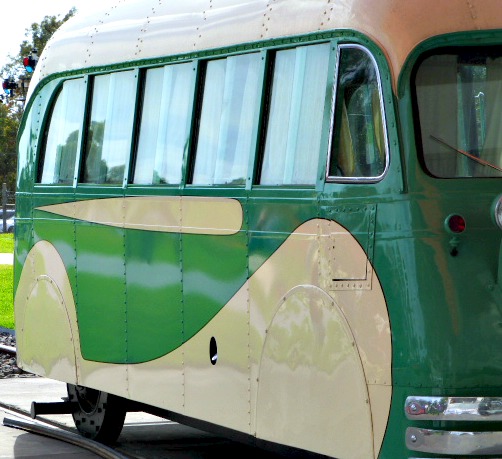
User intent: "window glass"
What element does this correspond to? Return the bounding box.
[134,63,194,184]
[329,46,386,179]
[414,49,502,177]
[192,53,262,185]
[83,71,137,184]
[260,43,331,185]
[39,78,86,184]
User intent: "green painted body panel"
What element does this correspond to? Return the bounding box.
[125,229,183,362]
[377,30,502,459]
[76,224,128,361]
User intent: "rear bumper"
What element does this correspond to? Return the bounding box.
[405,396,502,456]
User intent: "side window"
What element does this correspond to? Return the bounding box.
[39,78,86,184]
[82,70,137,184]
[192,53,262,185]
[328,46,387,180]
[133,62,195,185]
[260,43,331,186]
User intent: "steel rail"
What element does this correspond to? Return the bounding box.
[2,415,132,459]
[0,343,16,355]
[0,403,133,459]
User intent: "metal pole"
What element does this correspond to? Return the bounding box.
[2,183,7,233]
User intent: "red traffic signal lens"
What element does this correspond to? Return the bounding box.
[23,56,36,73]
[2,78,16,94]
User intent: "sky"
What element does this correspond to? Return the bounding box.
[0,0,117,75]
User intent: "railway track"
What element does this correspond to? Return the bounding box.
[0,343,15,355]
[0,330,30,379]
[0,403,134,458]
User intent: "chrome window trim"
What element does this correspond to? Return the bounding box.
[325,43,390,184]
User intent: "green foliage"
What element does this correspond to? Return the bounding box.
[2,8,76,79]
[0,103,21,191]
[0,265,14,329]
[23,8,77,57]
[0,234,14,253]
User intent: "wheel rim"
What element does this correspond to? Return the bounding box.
[74,385,100,414]
[67,383,126,443]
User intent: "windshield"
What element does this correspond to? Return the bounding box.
[413,48,502,178]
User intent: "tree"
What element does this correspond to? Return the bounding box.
[0,102,21,192]
[0,8,76,194]
[1,8,76,80]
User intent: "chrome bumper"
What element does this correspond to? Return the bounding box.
[406,427,502,455]
[405,396,502,455]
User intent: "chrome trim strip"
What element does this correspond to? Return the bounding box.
[406,427,502,455]
[405,396,502,421]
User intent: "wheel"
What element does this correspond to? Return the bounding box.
[67,383,127,444]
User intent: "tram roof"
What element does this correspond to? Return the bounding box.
[30,0,502,98]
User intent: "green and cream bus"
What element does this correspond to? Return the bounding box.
[14,0,502,457]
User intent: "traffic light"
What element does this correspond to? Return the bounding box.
[23,49,38,73]
[2,77,16,95]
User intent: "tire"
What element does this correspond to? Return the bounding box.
[67,383,127,444]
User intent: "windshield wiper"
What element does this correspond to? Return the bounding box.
[430,135,502,173]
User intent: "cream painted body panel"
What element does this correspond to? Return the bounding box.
[28,0,502,101]
[248,219,390,456]
[38,196,243,235]
[183,285,251,428]
[256,285,374,458]
[15,241,80,384]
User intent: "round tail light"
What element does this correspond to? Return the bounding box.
[445,214,466,234]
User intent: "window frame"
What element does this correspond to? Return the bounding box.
[131,61,197,186]
[79,69,140,187]
[256,41,335,188]
[411,45,502,179]
[187,51,266,188]
[36,76,89,186]
[326,43,390,184]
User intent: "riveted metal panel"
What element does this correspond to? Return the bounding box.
[322,205,376,291]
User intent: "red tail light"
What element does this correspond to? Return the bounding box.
[445,214,466,234]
